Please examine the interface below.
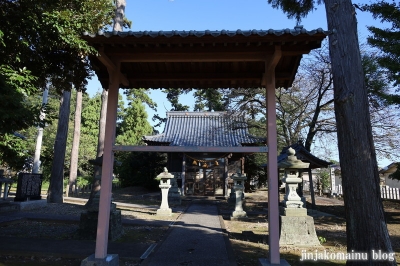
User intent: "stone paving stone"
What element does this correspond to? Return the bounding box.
[143,203,235,266]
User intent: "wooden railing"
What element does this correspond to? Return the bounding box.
[381,186,400,200]
[334,185,400,201]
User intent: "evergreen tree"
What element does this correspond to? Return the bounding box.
[164,88,191,111]
[116,152,166,189]
[84,90,107,207]
[267,0,395,264]
[362,1,400,93]
[149,88,187,129]
[116,91,153,146]
[80,92,103,176]
[114,89,157,187]
[193,89,225,111]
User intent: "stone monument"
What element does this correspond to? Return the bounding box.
[231,172,247,220]
[156,167,174,216]
[14,173,43,201]
[278,147,320,246]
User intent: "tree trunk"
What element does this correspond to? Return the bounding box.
[66,89,83,197]
[324,0,395,265]
[48,89,71,203]
[85,88,108,207]
[113,0,126,32]
[84,0,125,207]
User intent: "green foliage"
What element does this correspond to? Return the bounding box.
[163,88,191,111]
[0,0,114,91]
[0,71,42,135]
[152,88,191,129]
[318,236,327,244]
[124,89,157,112]
[362,53,400,107]
[0,134,29,170]
[244,153,267,187]
[114,89,161,189]
[0,0,114,171]
[116,96,153,146]
[78,92,102,177]
[194,89,226,111]
[115,152,167,189]
[0,71,47,169]
[362,1,400,89]
[76,176,90,187]
[267,0,320,23]
[37,90,101,181]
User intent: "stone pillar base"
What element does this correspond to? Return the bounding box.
[81,254,119,266]
[279,215,320,246]
[258,258,290,266]
[157,208,172,216]
[231,210,248,220]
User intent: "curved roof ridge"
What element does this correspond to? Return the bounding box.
[167,111,226,117]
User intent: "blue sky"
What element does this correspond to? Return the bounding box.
[86,0,392,166]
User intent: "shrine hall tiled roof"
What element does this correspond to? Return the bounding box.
[143,111,264,147]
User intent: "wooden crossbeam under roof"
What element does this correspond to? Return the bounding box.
[83,28,327,90]
[113,145,268,153]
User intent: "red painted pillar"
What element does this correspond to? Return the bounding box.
[95,71,119,259]
[266,47,281,265]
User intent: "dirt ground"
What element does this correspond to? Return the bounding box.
[222,189,400,265]
[0,187,399,265]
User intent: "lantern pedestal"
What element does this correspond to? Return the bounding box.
[279,216,320,246]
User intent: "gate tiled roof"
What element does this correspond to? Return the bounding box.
[83,27,327,89]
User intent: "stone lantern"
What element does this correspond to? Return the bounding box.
[279,147,309,216]
[278,147,320,246]
[231,172,247,219]
[156,167,174,216]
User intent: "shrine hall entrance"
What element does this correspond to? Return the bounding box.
[185,158,225,196]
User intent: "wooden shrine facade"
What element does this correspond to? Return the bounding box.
[143,111,264,196]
